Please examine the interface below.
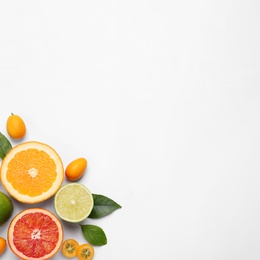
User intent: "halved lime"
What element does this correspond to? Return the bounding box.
[54,183,94,223]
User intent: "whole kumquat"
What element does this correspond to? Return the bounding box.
[65,158,87,181]
[6,113,26,139]
[0,237,7,255]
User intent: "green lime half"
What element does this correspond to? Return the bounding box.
[0,191,13,226]
[54,183,94,223]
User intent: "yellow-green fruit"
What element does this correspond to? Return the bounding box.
[0,191,13,226]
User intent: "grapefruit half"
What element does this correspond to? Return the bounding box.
[8,208,63,259]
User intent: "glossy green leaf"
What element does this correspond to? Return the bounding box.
[0,132,12,159]
[88,194,122,219]
[80,224,107,246]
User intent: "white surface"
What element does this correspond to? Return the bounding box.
[0,0,260,259]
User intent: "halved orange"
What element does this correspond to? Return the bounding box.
[0,141,64,204]
[8,208,63,259]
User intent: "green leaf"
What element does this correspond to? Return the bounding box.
[80,224,107,246]
[88,194,122,219]
[0,132,12,159]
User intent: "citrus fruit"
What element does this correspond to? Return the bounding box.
[62,238,79,258]
[0,191,13,226]
[0,141,64,204]
[0,237,6,255]
[8,208,63,259]
[54,183,94,223]
[65,158,87,181]
[6,113,26,139]
[76,244,94,260]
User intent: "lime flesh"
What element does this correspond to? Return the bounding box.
[54,183,93,223]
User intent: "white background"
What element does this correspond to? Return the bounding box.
[0,0,260,259]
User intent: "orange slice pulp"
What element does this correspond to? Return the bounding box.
[0,141,64,204]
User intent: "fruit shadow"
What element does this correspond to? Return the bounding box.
[11,196,53,213]
[60,220,80,232]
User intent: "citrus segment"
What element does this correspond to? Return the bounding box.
[8,208,63,260]
[0,141,64,204]
[54,183,94,223]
